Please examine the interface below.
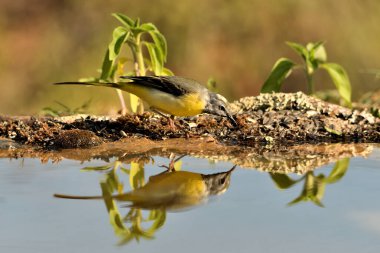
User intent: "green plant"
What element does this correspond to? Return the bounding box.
[81,154,183,245]
[81,13,173,114]
[270,158,350,207]
[83,158,166,245]
[261,41,352,107]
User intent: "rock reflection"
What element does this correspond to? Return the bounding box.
[54,155,236,245]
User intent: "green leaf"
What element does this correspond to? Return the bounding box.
[129,162,144,189]
[307,41,327,63]
[149,31,167,62]
[147,210,159,220]
[139,23,158,32]
[81,165,112,172]
[131,22,158,34]
[206,77,218,92]
[287,195,306,206]
[129,93,139,113]
[112,13,134,28]
[162,67,174,76]
[286,41,308,61]
[261,58,295,93]
[173,160,182,171]
[108,27,129,61]
[100,49,114,80]
[313,174,326,207]
[324,126,342,136]
[130,27,147,35]
[100,180,132,241]
[321,63,352,107]
[103,170,121,193]
[134,18,140,27]
[144,42,163,75]
[269,173,298,189]
[325,158,350,184]
[147,210,166,233]
[310,197,325,207]
[305,41,326,73]
[154,43,165,66]
[40,107,60,117]
[307,41,324,50]
[110,63,118,80]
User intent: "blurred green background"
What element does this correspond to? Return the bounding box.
[1,0,379,115]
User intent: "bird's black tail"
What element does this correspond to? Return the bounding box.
[53,193,104,199]
[54,192,132,201]
[54,81,121,89]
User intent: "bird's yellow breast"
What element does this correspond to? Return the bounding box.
[121,85,206,116]
[125,171,208,202]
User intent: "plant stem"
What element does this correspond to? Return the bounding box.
[116,90,128,115]
[306,71,314,94]
[135,34,146,76]
[130,35,145,113]
[113,75,128,115]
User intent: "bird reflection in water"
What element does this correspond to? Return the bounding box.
[54,155,236,244]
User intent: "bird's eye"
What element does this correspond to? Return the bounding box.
[219,105,225,111]
[219,177,226,184]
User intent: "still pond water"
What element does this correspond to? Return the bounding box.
[0,146,379,253]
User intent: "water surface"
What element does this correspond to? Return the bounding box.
[0,145,379,253]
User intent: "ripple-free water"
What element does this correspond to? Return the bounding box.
[0,148,379,253]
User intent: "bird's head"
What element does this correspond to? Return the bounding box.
[202,165,236,196]
[204,93,237,126]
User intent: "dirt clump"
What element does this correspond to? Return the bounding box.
[53,129,102,148]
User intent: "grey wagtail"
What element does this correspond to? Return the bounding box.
[54,165,236,211]
[55,76,237,126]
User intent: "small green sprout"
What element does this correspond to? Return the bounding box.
[81,13,173,114]
[261,41,352,107]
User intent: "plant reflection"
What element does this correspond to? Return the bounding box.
[54,155,236,245]
[269,157,350,207]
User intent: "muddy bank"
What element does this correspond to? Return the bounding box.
[0,92,379,149]
[0,137,375,174]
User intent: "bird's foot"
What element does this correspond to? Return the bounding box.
[159,153,186,172]
[150,108,177,130]
[168,116,177,131]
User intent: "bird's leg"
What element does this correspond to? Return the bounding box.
[150,107,166,117]
[168,115,176,130]
[159,153,175,172]
[159,153,187,172]
[150,107,177,130]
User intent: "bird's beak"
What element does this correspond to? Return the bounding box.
[228,165,237,173]
[226,112,237,127]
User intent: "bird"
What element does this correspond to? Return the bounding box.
[55,76,237,126]
[54,165,236,211]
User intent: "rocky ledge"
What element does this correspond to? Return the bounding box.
[0,92,379,149]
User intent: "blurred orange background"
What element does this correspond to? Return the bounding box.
[1,0,379,115]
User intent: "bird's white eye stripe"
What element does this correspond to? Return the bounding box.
[215,94,228,103]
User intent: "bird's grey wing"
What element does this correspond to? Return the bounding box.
[120,76,205,97]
